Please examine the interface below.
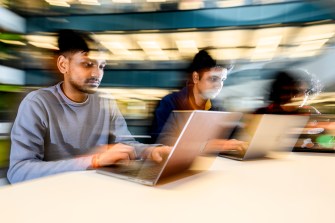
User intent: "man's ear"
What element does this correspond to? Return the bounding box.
[192,71,199,84]
[57,55,69,75]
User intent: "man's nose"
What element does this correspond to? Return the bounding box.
[214,80,223,88]
[91,66,102,77]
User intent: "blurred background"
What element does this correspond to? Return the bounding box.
[1,0,335,179]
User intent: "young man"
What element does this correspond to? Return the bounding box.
[7,30,170,184]
[150,50,246,152]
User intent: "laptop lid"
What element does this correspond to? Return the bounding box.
[219,114,309,160]
[293,114,335,153]
[97,110,242,186]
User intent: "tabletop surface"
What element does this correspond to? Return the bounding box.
[1,152,335,223]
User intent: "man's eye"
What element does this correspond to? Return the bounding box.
[210,77,219,82]
[83,62,94,67]
[99,64,106,70]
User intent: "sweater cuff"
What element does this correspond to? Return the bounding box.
[75,155,94,170]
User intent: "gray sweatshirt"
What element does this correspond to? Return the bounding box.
[8,82,150,183]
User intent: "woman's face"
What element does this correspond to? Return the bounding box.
[281,82,308,106]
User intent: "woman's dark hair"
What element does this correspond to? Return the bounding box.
[268,70,322,103]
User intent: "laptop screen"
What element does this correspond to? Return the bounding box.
[293,114,335,152]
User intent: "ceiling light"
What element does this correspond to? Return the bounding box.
[294,24,335,43]
[251,36,282,61]
[216,0,244,8]
[295,39,329,52]
[148,55,169,61]
[79,0,101,5]
[45,0,71,7]
[100,41,131,56]
[137,41,160,49]
[137,40,166,57]
[178,0,204,10]
[28,41,59,50]
[112,0,132,3]
[0,40,26,45]
[146,0,166,2]
[176,40,198,53]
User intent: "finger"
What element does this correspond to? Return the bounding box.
[117,159,131,166]
[233,144,245,151]
[151,149,163,163]
[108,145,135,154]
[112,152,131,163]
[125,149,136,160]
[164,147,172,156]
[108,143,133,150]
[115,145,136,160]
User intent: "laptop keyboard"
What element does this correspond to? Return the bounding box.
[136,165,163,180]
[100,161,164,181]
[219,149,246,157]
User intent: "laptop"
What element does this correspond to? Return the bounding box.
[219,114,309,161]
[97,110,242,186]
[292,114,335,153]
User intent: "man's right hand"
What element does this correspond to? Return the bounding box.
[204,139,248,154]
[92,143,136,167]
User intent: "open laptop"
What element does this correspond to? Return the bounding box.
[97,110,242,186]
[292,114,335,153]
[219,114,309,161]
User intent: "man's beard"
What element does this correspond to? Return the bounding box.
[70,78,101,94]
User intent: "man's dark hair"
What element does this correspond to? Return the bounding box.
[57,29,99,55]
[187,49,225,85]
[188,50,217,73]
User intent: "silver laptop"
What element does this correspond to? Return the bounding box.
[97,110,242,186]
[219,114,309,161]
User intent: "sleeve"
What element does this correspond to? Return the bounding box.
[149,97,174,143]
[7,97,93,184]
[108,99,161,157]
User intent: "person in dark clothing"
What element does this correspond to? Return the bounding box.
[150,50,247,153]
[254,69,323,152]
[254,70,321,115]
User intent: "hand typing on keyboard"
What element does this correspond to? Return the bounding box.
[203,139,249,154]
[91,143,136,168]
[142,146,173,163]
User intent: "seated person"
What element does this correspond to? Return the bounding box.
[7,30,171,184]
[150,49,247,153]
[254,69,321,115]
[254,69,324,152]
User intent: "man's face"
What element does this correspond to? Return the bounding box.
[195,67,227,99]
[62,51,106,94]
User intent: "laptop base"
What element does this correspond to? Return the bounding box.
[292,148,335,153]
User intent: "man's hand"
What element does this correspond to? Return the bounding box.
[204,139,248,153]
[143,146,172,163]
[93,143,136,167]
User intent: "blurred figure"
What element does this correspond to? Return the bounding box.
[254,70,321,115]
[7,30,170,184]
[151,50,226,141]
[150,49,247,153]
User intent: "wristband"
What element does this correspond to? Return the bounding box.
[92,154,100,169]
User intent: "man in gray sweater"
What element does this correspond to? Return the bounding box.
[7,30,170,183]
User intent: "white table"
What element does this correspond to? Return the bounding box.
[1,152,335,223]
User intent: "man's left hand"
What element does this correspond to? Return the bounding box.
[143,146,172,163]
